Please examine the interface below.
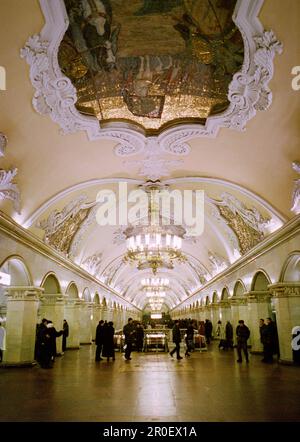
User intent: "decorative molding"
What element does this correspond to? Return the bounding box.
[69,204,99,259]
[0,212,140,310]
[291,161,300,214]
[21,0,282,155]
[208,252,229,275]
[121,137,186,180]
[268,283,300,298]
[81,252,103,277]
[36,195,97,255]
[0,168,21,213]
[0,132,8,157]
[5,286,44,301]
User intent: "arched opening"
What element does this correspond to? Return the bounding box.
[66,282,79,299]
[0,256,32,322]
[281,253,300,282]
[41,273,61,294]
[82,287,91,302]
[94,292,100,304]
[221,287,229,300]
[233,280,246,297]
[212,291,219,303]
[251,271,271,291]
[205,295,210,306]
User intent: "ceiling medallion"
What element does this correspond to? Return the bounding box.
[21,0,282,153]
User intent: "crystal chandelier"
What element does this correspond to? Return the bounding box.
[123,182,186,274]
[141,277,169,288]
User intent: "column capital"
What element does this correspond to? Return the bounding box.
[65,297,81,307]
[219,300,231,308]
[268,283,300,298]
[5,286,44,301]
[40,293,67,305]
[246,290,272,303]
[229,297,247,306]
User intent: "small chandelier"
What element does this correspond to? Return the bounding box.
[123,182,186,274]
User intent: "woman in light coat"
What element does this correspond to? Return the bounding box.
[0,322,6,362]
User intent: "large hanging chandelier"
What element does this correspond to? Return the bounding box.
[123,182,186,274]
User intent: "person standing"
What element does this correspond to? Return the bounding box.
[135,323,144,352]
[185,320,194,357]
[259,318,267,345]
[170,320,183,360]
[261,317,278,363]
[95,320,105,361]
[46,321,64,362]
[123,318,135,360]
[102,321,115,362]
[217,320,226,349]
[0,322,6,363]
[204,319,212,344]
[62,319,69,352]
[225,320,234,349]
[236,320,250,363]
[35,318,48,363]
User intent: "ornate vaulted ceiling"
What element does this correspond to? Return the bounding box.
[1,0,300,310]
[58,0,243,132]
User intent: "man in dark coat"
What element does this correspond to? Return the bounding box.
[170,320,182,360]
[123,318,135,360]
[102,321,115,362]
[261,317,278,363]
[95,320,105,361]
[62,319,69,352]
[204,319,213,344]
[225,321,234,349]
[135,323,144,352]
[236,320,250,363]
[35,318,48,363]
[185,320,194,357]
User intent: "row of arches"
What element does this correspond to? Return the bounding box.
[0,255,133,310]
[180,252,300,310]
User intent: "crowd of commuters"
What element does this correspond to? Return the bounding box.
[29,314,280,368]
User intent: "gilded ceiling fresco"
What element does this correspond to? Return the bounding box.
[58,0,244,133]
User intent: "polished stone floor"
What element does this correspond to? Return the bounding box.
[0,343,300,422]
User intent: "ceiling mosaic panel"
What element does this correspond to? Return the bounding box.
[58,0,244,133]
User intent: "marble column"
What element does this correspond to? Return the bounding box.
[229,298,242,345]
[80,301,92,344]
[3,286,43,366]
[39,293,66,355]
[219,301,231,324]
[246,291,272,353]
[269,283,300,364]
[91,304,100,340]
[64,299,81,349]
[211,303,221,336]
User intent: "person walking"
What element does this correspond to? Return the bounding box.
[102,321,115,362]
[170,320,183,360]
[236,320,250,363]
[95,320,105,361]
[62,319,69,352]
[0,322,6,363]
[185,320,194,357]
[123,318,135,360]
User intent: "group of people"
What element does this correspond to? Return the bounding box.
[168,317,279,364]
[35,318,69,368]
[95,320,115,362]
